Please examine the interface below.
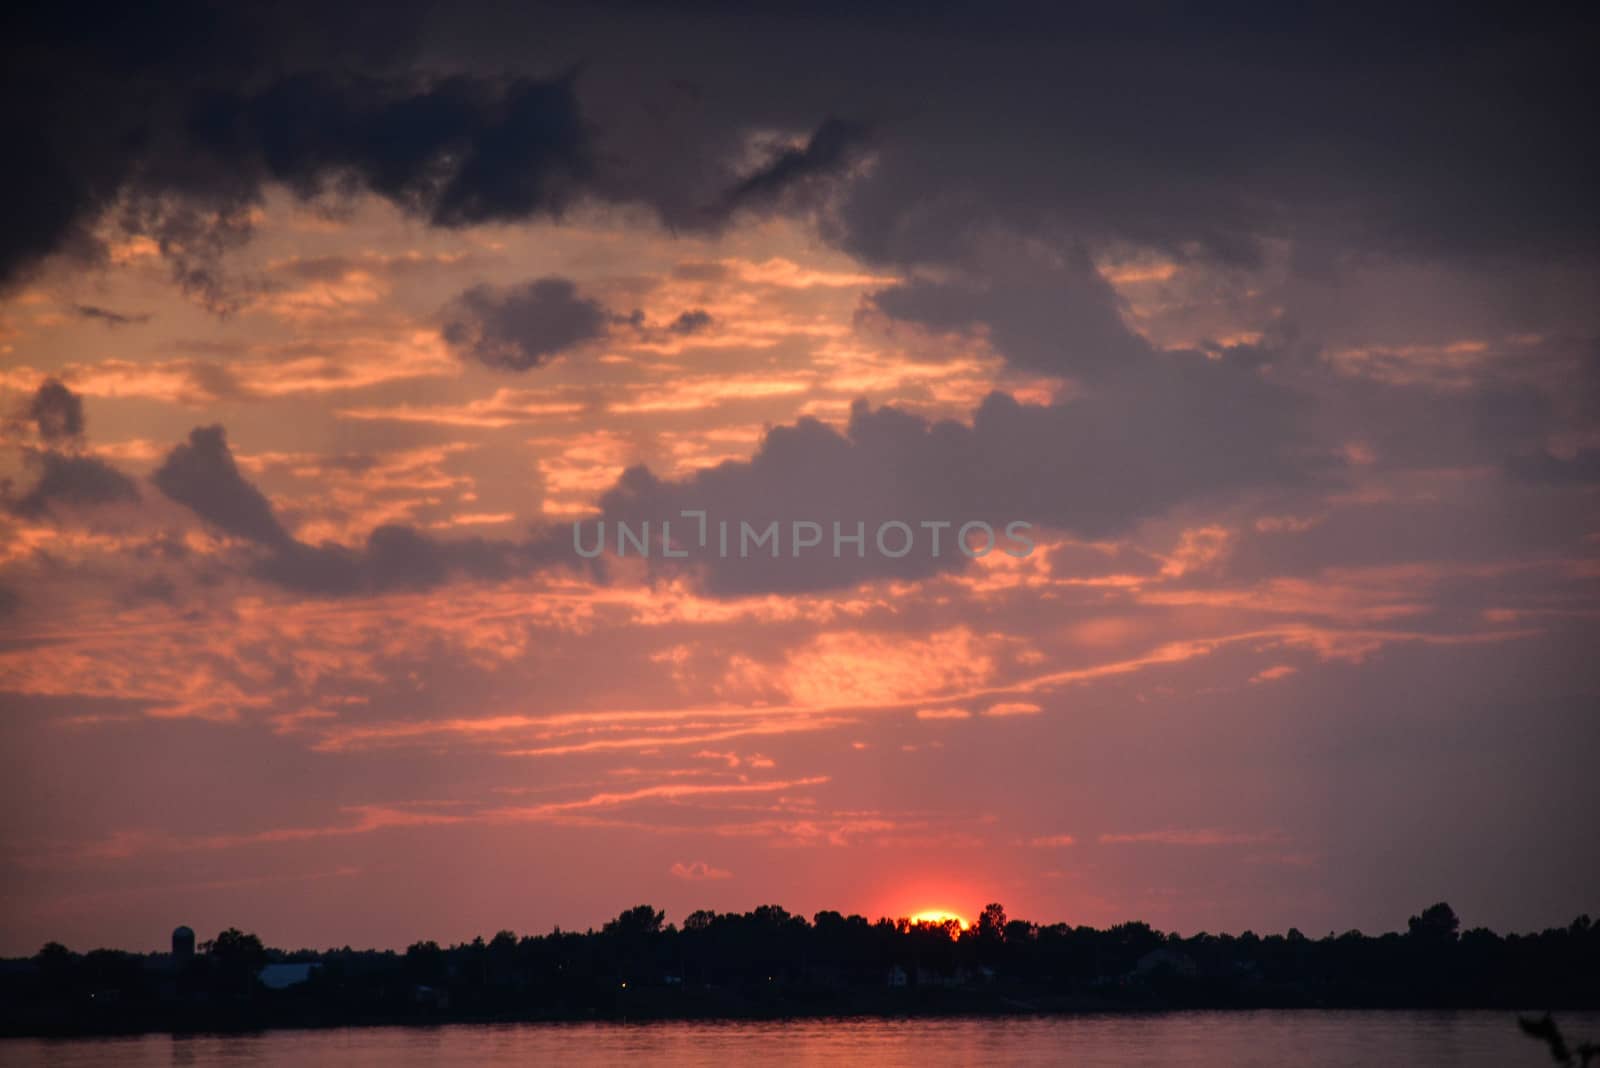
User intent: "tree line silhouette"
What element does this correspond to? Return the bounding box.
[3,902,1597,1035]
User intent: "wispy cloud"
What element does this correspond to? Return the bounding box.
[670,860,732,880]
[1098,829,1284,847]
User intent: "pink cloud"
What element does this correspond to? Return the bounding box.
[669,861,732,881]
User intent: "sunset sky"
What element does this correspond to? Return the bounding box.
[1,3,1596,956]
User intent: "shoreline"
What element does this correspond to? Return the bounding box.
[5,997,1590,1042]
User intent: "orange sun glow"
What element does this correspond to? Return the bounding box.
[909,910,969,930]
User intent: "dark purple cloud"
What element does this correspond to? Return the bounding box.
[6,381,138,516]
[185,73,590,229]
[720,117,870,215]
[442,278,612,371]
[152,426,291,546]
[8,3,1593,297]
[592,350,1330,595]
[668,309,713,335]
[149,424,567,595]
[864,242,1150,376]
[6,451,140,517]
[24,379,84,443]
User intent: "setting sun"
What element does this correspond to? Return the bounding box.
[910,910,969,931]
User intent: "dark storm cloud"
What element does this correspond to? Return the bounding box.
[152,426,291,546]
[0,1,422,289]
[864,242,1151,376]
[256,525,557,596]
[721,118,870,214]
[149,424,566,595]
[805,6,1599,272]
[25,380,85,443]
[5,2,1595,603]
[6,451,141,517]
[129,71,590,310]
[8,3,1593,295]
[594,349,1330,595]
[0,2,588,294]
[184,73,590,229]
[116,200,260,313]
[6,380,138,516]
[442,278,613,371]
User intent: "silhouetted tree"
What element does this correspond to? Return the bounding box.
[2,901,1596,1036]
[605,905,665,938]
[202,928,266,996]
[34,942,72,996]
[977,903,1008,942]
[1407,902,1460,943]
[404,940,446,985]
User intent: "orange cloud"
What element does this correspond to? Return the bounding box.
[915,707,972,720]
[982,702,1041,717]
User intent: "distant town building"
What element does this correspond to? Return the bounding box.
[1133,947,1198,979]
[258,962,319,990]
[411,984,450,1009]
[171,925,195,961]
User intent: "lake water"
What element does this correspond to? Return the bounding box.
[3,1011,1596,1066]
